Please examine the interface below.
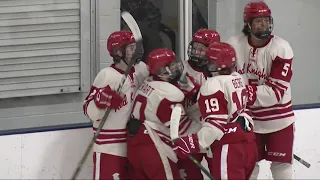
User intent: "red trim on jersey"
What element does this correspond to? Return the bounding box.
[83,86,100,117]
[244,109,252,117]
[95,139,127,145]
[156,98,183,124]
[178,118,193,135]
[153,129,175,148]
[111,64,125,74]
[251,105,293,117]
[253,112,294,121]
[249,101,292,111]
[265,81,283,101]
[206,119,225,132]
[248,101,294,121]
[93,128,127,145]
[93,128,127,133]
[270,57,293,83]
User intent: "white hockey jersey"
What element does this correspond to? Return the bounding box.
[182,60,208,136]
[131,77,192,162]
[83,62,149,157]
[228,34,296,133]
[196,72,253,149]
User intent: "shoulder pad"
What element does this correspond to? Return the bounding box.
[199,77,223,97]
[270,36,294,60]
[92,67,122,89]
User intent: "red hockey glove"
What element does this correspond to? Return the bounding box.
[174,134,200,159]
[246,85,257,106]
[93,87,123,109]
[178,75,200,99]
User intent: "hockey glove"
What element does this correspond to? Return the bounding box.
[94,87,123,109]
[246,85,257,106]
[174,134,200,159]
[177,74,200,99]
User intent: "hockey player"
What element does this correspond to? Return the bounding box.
[227,1,296,179]
[83,30,149,180]
[127,48,199,180]
[174,42,257,179]
[178,28,221,179]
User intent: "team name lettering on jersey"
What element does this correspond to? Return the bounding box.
[115,94,128,112]
[235,63,269,80]
[138,82,155,96]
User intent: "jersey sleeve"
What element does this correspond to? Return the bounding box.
[196,79,228,149]
[252,41,294,107]
[83,68,118,121]
[134,61,150,87]
[153,82,186,126]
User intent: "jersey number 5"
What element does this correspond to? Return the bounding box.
[282,63,290,76]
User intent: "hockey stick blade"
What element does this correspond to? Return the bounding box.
[71,11,142,180]
[121,11,142,41]
[294,154,311,168]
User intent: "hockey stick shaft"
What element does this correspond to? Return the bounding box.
[188,154,214,180]
[71,11,142,179]
[294,154,311,168]
[170,106,214,179]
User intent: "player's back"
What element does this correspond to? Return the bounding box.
[131,77,187,133]
[131,77,189,163]
[199,71,249,123]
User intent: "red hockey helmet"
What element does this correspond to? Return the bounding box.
[243,1,271,23]
[147,48,183,82]
[206,42,236,72]
[192,29,220,46]
[187,29,220,69]
[107,30,135,57]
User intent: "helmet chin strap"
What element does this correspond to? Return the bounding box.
[248,23,271,40]
[253,31,271,40]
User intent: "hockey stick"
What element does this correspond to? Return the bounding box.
[170,106,214,180]
[71,11,142,180]
[294,154,311,168]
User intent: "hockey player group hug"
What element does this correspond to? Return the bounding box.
[83,1,296,180]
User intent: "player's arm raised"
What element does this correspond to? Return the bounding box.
[83,68,123,122]
[134,61,150,86]
[247,42,294,107]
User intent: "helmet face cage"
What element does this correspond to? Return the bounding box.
[123,43,137,64]
[247,16,273,40]
[187,41,208,67]
[157,58,184,82]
